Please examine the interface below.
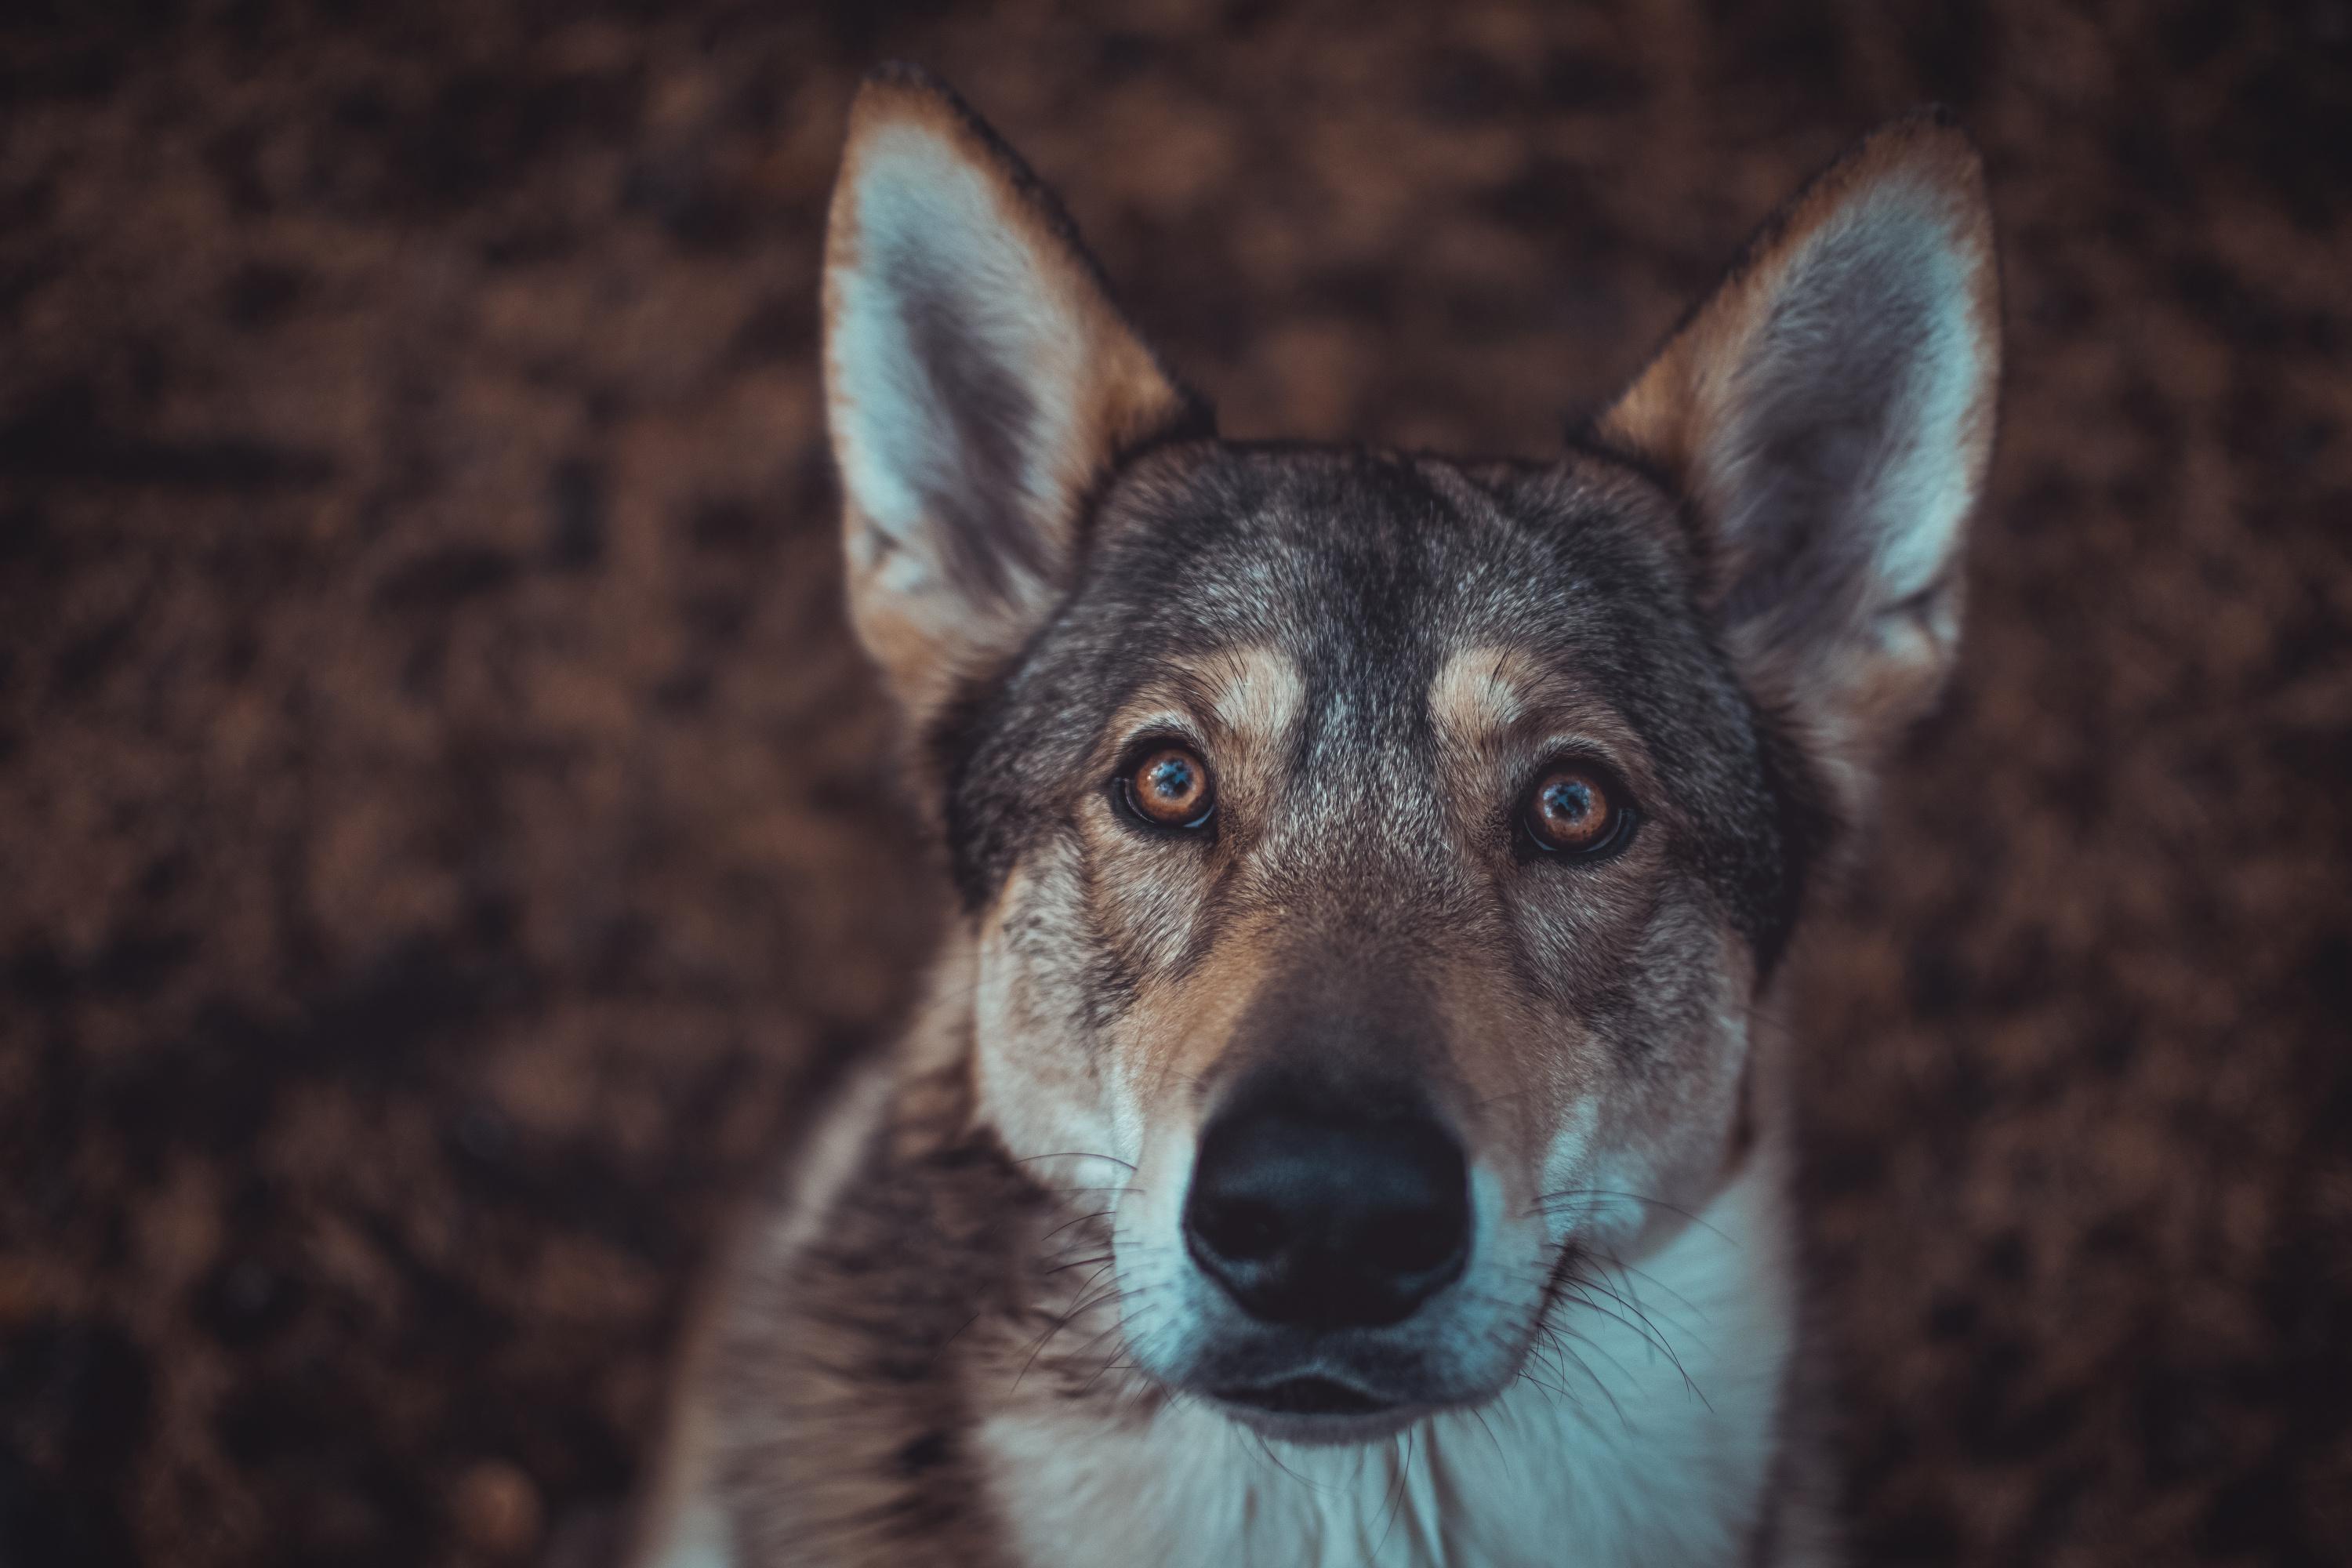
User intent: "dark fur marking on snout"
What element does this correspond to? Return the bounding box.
[1221,959,1456,1102]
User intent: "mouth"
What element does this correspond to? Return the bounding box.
[1213,1374,1387,1416]
[1204,1374,1424,1443]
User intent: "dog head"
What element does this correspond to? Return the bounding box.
[823,66,1997,1441]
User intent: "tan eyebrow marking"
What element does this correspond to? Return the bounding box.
[1430,644,1545,749]
[1203,646,1306,746]
[1428,644,1657,797]
[1102,645,1307,758]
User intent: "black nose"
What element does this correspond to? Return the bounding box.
[1183,1091,1470,1330]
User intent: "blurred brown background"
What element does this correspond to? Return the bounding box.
[2,2,2347,1564]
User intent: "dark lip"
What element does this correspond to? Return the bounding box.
[1209,1374,1392,1417]
[1202,1375,1441,1444]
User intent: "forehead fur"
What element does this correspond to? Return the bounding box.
[935,441,1830,973]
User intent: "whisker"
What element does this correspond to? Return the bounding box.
[1530,1327,1628,1431]
[1375,1424,1417,1556]
[1589,1251,1708,1323]
[1523,1188,1731,1243]
[1466,1404,1508,1469]
[1011,1261,1122,1390]
[1040,1209,1116,1243]
[1249,1430,1323,1492]
[1552,1276,1709,1411]
[1040,1252,1115,1277]
[1014,1152,1139,1171]
[928,1308,986,1369]
[1545,1321,1638,1407]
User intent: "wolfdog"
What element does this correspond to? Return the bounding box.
[632,63,1998,1568]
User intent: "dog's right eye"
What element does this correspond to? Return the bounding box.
[1517,760,1636,860]
[1116,744,1217,832]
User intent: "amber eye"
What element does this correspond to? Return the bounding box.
[1520,764,1631,857]
[1120,744,1215,830]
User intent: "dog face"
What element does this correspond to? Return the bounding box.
[823,67,1996,1440]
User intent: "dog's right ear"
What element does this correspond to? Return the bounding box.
[1595,111,1999,816]
[824,66,1206,728]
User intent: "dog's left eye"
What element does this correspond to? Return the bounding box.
[1518,762,1635,859]
[1117,744,1216,831]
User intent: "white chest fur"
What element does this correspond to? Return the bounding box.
[978,1161,1798,1568]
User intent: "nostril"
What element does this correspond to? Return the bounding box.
[1195,1196,1285,1261]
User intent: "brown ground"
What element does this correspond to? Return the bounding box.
[3,2,2348,1564]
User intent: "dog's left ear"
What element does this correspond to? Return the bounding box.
[824,66,1206,728]
[1597,111,1999,808]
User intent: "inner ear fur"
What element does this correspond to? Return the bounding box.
[822,64,1207,731]
[1595,110,2000,799]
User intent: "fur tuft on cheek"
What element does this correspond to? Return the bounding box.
[1504,899,1759,1258]
[971,848,1130,1167]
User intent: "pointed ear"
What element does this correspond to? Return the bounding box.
[1596,111,1999,807]
[824,66,1207,726]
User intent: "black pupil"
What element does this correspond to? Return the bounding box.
[1541,777,1597,829]
[1147,756,1195,804]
